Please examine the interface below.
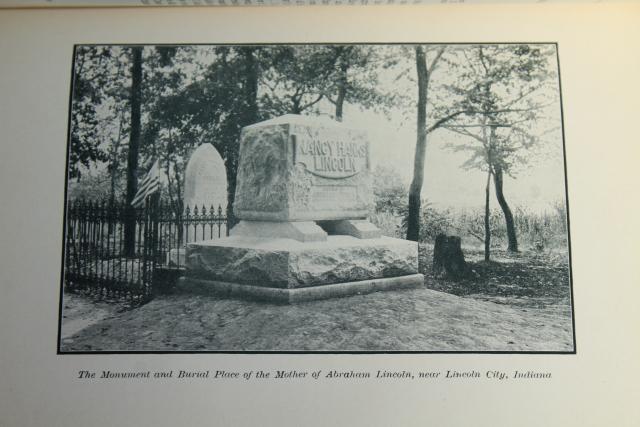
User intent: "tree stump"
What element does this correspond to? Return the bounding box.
[433,234,469,280]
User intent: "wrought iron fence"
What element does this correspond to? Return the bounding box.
[156,202,228,268]
[63,198,228,301]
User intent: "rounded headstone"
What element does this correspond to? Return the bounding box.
[183,144,228,213]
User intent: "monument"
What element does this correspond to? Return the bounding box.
[179,114,424,303]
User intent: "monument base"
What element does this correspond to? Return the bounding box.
[179,234,423,303]
[178,274,424,304]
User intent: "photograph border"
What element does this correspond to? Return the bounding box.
[56,41,576,355]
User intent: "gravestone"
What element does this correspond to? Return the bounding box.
[179,114,424,303]
[167,143,227,267]
[183,143,228,213]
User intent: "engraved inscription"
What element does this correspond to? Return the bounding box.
[295,134,368,179]
[311,185,358,210]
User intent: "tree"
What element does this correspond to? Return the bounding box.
[68,45,133,199]
[259,45,393,121]
[441,44,558,256]
[123,46,143,256]
[322,45,394,122]
[258,46,336,117]
[102,51,132,205]
[138,46,202,216]
[141,46,261,224]
[406,45,448,242]
[69,46,117,179]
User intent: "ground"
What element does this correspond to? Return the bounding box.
[60,246,574,352]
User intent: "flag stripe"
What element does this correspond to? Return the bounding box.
[131,160,160,208]
[131,180,159,206]
[131,183,159,207]
[131,181,160,206]
[136,176,156,195]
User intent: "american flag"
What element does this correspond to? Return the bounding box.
[131,160,160,208]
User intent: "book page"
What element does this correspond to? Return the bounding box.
[0,3,638,426]
[0,0,625,7]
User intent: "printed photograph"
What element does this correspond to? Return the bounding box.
[59,43,574,352]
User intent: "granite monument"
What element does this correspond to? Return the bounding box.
[179,114,424,303]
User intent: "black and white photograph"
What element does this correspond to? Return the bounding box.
[58,43,574,353]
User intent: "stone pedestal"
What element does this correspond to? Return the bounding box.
[179,235,424,303]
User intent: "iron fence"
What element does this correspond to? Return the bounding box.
[63,198,228,301]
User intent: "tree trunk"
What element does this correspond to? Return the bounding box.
[225,47,260,230]
[433,234,469,280]
[406,46,429,242]
[335,60,348,122]
[241,47,259,123]
[484,169,491,262]
[493,166,519,252]
[110,161,117,206]
[109,114,124,206]
[124,46,143,257]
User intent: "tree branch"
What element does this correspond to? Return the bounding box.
[442,126,485,144]
[427,46,446,74]
[298,93,324,112]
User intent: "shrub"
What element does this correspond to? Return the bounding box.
[370,211,403,238]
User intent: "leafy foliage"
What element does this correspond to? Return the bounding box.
[67,169,123,201]
[69,46,128,179]
[400,201,568,251]
[372,165,407,215]
[439,44,559,177]
[400,201,454,243]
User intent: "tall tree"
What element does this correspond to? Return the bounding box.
[483,119,492,261]
[123,46,143,256]
[406,45,449,241]
[441,44,557,254]
[407,46,430,242]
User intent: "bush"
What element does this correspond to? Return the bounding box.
[398,200,455,243]
[367,165,568,252]
[369,211,403,238]
[393,200,569,251]
[372,165,407,216]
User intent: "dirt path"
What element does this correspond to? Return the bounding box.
[60,294,131,341]
[60,288,573,352]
